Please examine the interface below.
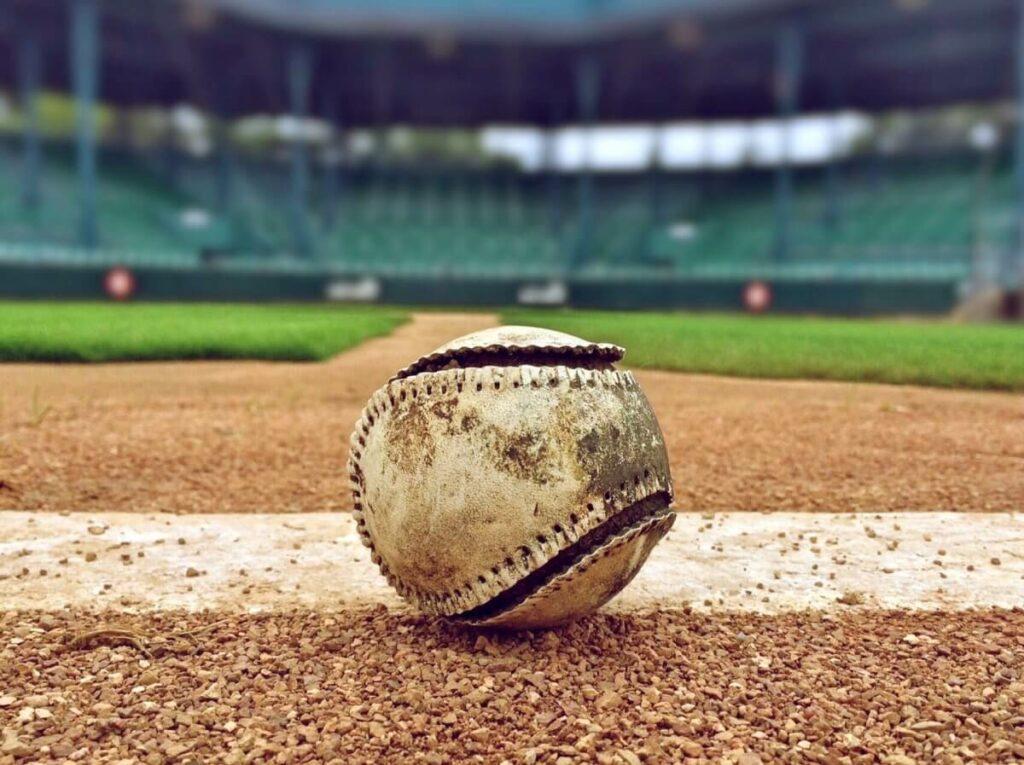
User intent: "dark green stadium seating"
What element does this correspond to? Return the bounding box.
[0,140,1012,283]
[0,142,198,264]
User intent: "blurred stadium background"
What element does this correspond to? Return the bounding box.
[0,0,1022,315]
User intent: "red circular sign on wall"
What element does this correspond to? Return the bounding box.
[743,280,772,313]
[104,267,136,301]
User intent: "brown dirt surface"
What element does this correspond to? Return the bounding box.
[639,370,1024,513]
[0,313,495,515]
[2,607,1022,764]
[0,312,1021,514]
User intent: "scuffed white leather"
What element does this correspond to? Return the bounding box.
[349,327,674,628]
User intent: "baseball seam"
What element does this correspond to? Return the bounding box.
[461,511,675,626]
[348,364,673,618]
[391,341,623,381]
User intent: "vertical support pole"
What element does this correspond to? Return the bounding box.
[215,123,234,217]
[648,126,664,224]
[214,78,235,221]
[823,117,842,230]
[322,95,341,232]
[546,130,563,234]
[368,42,394,226]
[823,75,844,231]
[288,40,313,258]
[572,52,599,271]
[1014,0,1024,289]
[162,115,179,189]
[773,20,802,263]
[545,102,563,236]
[18,32,42,212]
[698,121,712,217]
[644,126,665,263]
[71,0,99,249]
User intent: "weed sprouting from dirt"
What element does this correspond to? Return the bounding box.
[66,618,233,659]
[27,388,51,428]
[67,627,152,657]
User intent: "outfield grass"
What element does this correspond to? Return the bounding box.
[0,302,407,362]
[502,310,1024,391]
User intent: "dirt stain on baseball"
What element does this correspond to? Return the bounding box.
[572,391,669,500]
[458,409,481,433]
[490,427,555,485]
[428,398,458,423]
[387,399,436,470]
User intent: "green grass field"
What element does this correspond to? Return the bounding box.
[0,302,407,362]
[3,303,1022,390]
[503,310,1024,391]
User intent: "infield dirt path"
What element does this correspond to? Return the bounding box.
[1,311,1022,514]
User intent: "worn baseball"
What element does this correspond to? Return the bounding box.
[348,325,674,629]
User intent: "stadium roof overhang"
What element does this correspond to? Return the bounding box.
[0,0,1016,126]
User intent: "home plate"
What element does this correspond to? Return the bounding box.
[1,511,1021,613]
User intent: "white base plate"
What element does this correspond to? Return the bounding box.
[1,511,1021,613]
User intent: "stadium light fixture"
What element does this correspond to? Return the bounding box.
[425,32,458,60]
[667,20,703,51]
[969,122,999,152]
[182,0,218,32]
[893,0,930,12]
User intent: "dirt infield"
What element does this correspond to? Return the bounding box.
[3,607,1022,763]
[1,312,1021,514]
[2,313,1023,764]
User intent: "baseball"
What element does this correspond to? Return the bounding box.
[348,325,675,628]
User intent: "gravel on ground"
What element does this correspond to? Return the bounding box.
[2,607,1022,764]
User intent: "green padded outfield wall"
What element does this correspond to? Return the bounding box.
[0,263,959,315]
[569,279,959,314]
